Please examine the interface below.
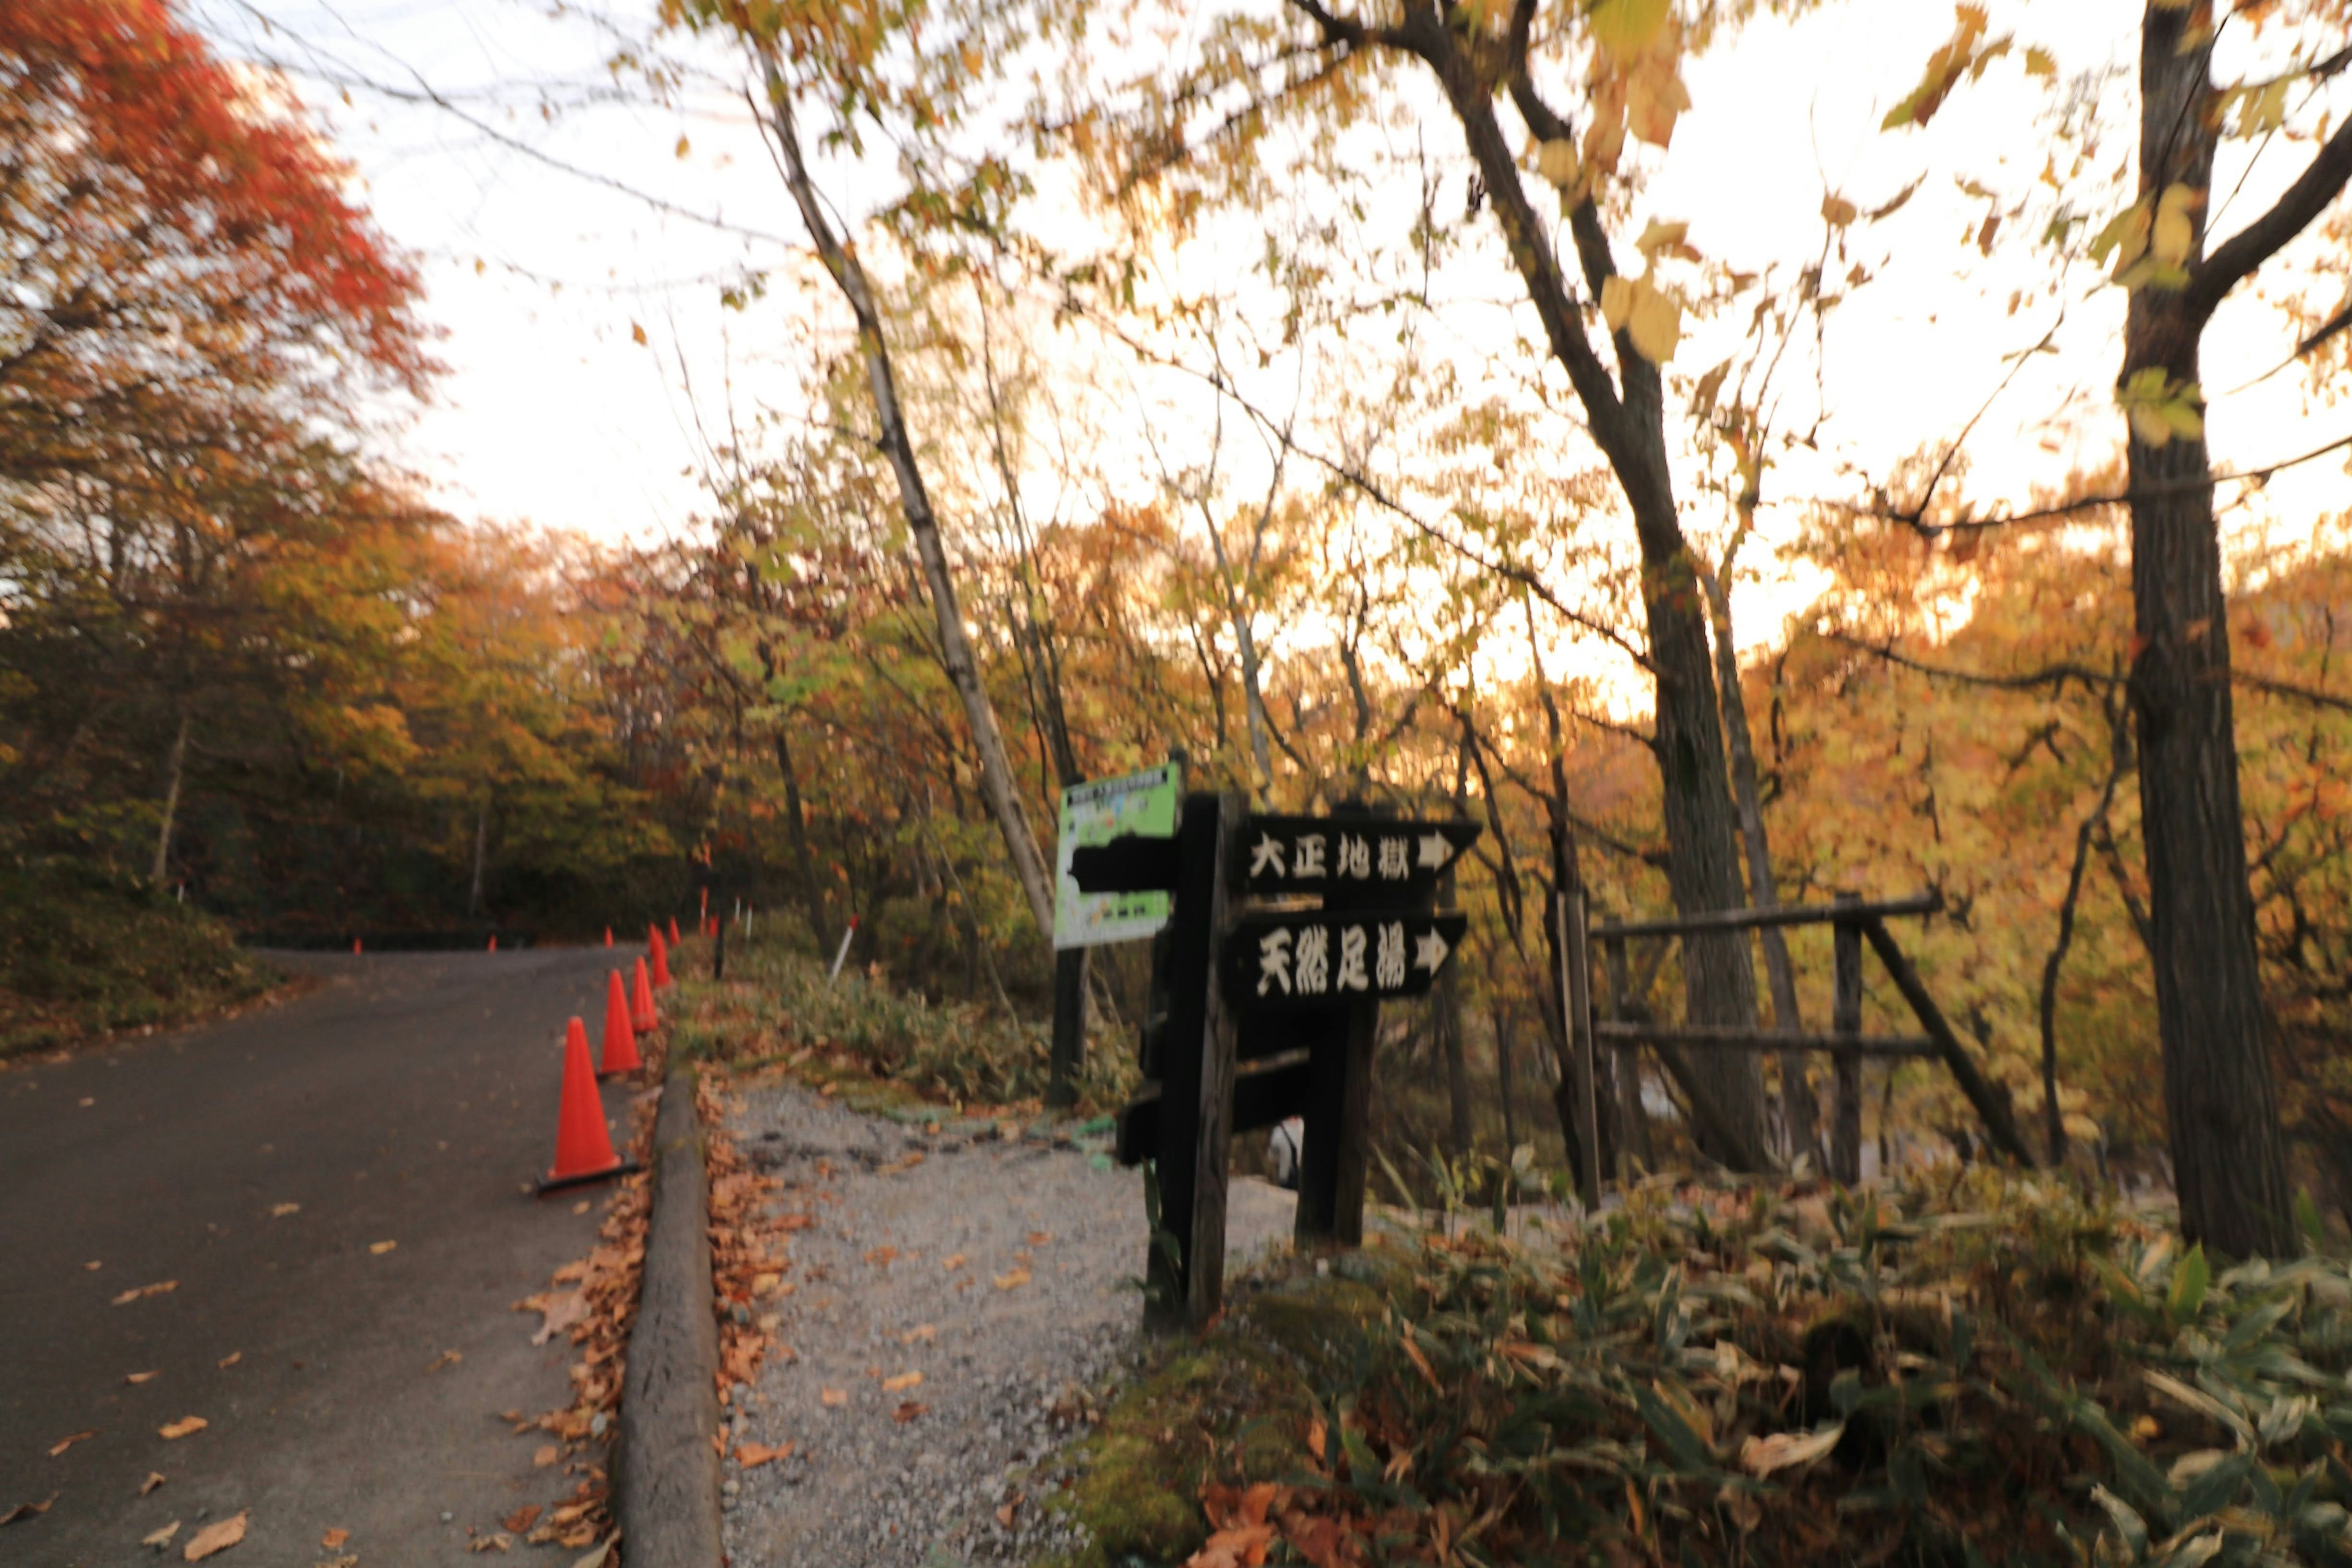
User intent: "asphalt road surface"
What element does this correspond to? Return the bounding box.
[1,946,646,1566]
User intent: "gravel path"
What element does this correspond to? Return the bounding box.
[717,1081,1295,1567]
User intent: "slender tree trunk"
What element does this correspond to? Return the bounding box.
[468,799,489,918]
[773,731,834,954]
[1491,1004,1519,1157]
[1390,9,1767,1164]
[757,69,1057,938]
[1699,563,1819,1169]
[150,710,190,892]
[2123,7,2306,1257]
[1436,867,1472,1161]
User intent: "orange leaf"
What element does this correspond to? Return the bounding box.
[735,1441,793,1467]
[322,1528,350,1549]
[47,1431,95,1458]
[502,1506,541,1533]
[881,1370,922,1392]
[159,1416,208,1440]
[183,1510,247,1559]
[111,1280,178,1306]
[892,1401,929,1423]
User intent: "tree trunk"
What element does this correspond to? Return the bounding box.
[2124,7,2297,1257]
[1700,564,1819,1169]
[1436,870,1473,1161]
[772,730,834,954]
[1492,1004,1518,1157]
[1399,10,1767,1165]
[150,709,189,892]
[468,798,488,918]
[757,69,1058,938]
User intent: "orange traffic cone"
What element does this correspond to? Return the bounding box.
[632,957,657,1032]
[668,916,681,946]
[650,930,673,990]
[604,927,613,948]
[352,938,363,955]
[600,972,641,1076]
[488,934,498,952]
[538,1021,634,1194]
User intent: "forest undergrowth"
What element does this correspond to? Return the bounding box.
[0,865,279,1060]
[1053,1171,2352,1568]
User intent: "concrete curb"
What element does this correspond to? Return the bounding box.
[617,1061,723,1567]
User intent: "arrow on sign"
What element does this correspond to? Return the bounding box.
[1237,815,1480,895]
[1221,911,1468,1009]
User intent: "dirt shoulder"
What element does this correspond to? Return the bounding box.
[708,1072,1294,1568]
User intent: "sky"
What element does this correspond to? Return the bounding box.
[187,1,2352,635]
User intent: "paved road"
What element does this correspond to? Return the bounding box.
[0,947,647,1566]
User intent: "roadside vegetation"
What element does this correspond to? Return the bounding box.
[1052,1174,2352,1568]
[0,865,276,1060]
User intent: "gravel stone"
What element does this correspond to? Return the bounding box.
[717,1081,1294,1566]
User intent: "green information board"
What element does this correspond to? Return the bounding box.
[1052,763,1180,950]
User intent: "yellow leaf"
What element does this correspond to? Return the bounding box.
[881,1370,922,1392]
[674,135,691,159]
[1635,218,1694,260]
[144,1522,181,1548]
[629,322,649,347]
[1740,1423,1845,1476]
[1626,60,1691,148]
[368,1240,396,1256]
[183,1510,247,1561]
[1622,278,1684,364]
[2152,184,2202,267]
[1535,138,1580,189]
[159,1416,208,1440]
[993,1267,1030,1290]
[1821,194,1858,227]
[2024,46,2057,77]
[1589,0,1672,53]
[1600,275,1637,332]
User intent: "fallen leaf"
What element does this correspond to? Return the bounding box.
[820,1388,848,1408]
[159,1416,208,1440]
[881,1370,922,1392]
[428,1350,463,1372]
[1,1494,58,1526]
[532,1446,560,1468]
[112,1281,178,1306]
[571,1543,613,1568]
[127,1370,159,1385]
[47,1430,95,1457]
[1307,1418,1327,1463]
[503,1506,541,1532]
[183,1510,246,1559]
[530,1291,586,1346]
[216,1353,241,1370]
[270,1203,300,1218]
[85,1261,102,1271]
[141,1472,167,1496]
[368,1241,396,1256]
[1739,1423,1844,1477]
[996,1500,1019,1528]
[893,1401,929,1423]
[900,1323,937,1344]
[469,1531,513,1553]
[322,1527,350,1548]
[570,1201,589,1215]
[751,1272,783,1297]
[1027,1231,1052,1246]
[941,1253,965,1271]
[735,1441,793,1467]
[145,1520,182,1547]
[864,1246,899,1267]
[993,1268,1030,1291]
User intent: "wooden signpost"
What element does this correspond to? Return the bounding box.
[1071,794,1477,1328]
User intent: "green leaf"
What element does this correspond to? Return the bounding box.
[2170,1242,2211,1319]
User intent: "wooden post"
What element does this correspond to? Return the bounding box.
[1861,918,2040,1169]
[1295,807,1392,1248]
[1144,791,1243,1328]
[1601,925,1653,1175]
[1559,889,1602,1206]
[1831,893,1863,1185]
[1047,946,1086,1110]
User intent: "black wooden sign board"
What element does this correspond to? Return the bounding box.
[1238,815,1477,896]
[1223,911,1468,1008]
